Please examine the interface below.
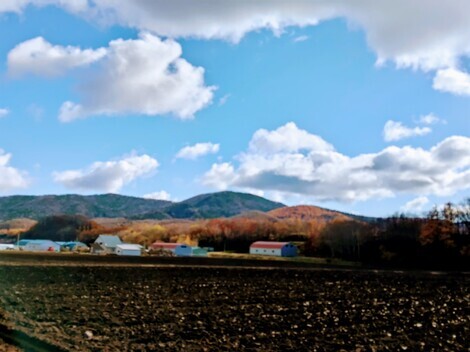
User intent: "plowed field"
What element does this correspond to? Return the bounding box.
[0,264,468,351]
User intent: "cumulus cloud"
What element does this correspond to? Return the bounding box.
[8,37,106,77]
[8,33,215,121]
[58,33,215,121]
[0,149,29,192]
[143,190,172,201]
[175,142,220,160]
[0,109,9,118]
[203,123,470,203]
[53,153,159,192]
[383,120,431,142]
[249,122,333,154]
[0,0,88,13]
[4,1,470,96]
[433,68,470,96]
[400,196,429,213]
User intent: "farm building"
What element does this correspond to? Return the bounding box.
[61,242,88,251]
[18,239,31,248]
[23,240,61,252]
[0,244,15,250]
[92,235,122,254]
[91,243,107,255]
[249,241,298,257]
[151,242,192,257]
[191,247,208,257]
[115,244,142,256]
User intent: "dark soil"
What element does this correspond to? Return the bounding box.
[0,265,468,351]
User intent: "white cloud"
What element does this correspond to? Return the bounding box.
[8,37,106,77]
[8,33,215,121]
[0,149,29,192]
[143,190,172,201]
[0,109,9,118]
[249,122,333,154]
[417,113,445,125]
[400,196,429,213]
[203,123,470,203]
[218,94,231,106]
[0,0,88,13]
[58,33,215,121]
[53,153,159,192]
[383,120,431,142]
[176,142,220,160]
[293,35,309,43]
[3,2,470,96]
[433,68,470,96]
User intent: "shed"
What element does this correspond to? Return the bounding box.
[62,241,88,251]
[151,242,192,257]
[18,239,31,247]
[93,234,122,254]
[191,247,208,257]
[23,240,61,252]
[249,241,298,257]
[115,244,142,256]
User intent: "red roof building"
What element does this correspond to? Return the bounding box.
[249,241,298,257]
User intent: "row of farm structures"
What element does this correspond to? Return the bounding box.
[0,235,299,258]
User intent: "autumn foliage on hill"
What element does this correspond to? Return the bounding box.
[268,205,352,223]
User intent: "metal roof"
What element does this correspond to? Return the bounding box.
[95,235,122,247]
[250,241,292,249]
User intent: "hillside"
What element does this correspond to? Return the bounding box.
[0,194,171,221]
[268,205,354,224]
[137,191,285,219]
[0,191,284,221]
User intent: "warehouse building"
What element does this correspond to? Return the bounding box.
[151,242,192,256]
[23,240,61,252]
[115,244,142,256]
[249,241,298,257]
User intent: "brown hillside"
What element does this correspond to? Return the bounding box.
[268,205,352,224]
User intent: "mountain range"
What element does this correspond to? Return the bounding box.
[0,191,372,223]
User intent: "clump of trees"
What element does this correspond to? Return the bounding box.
[306,200,469,269]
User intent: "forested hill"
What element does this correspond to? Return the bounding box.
[0,191,285,221]
[0,194,171,220]
[132,191,286,219]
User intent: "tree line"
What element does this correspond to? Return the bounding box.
[19,199,469,269]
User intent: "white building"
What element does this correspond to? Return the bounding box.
[23,240,61,252]
[115,244,142,256]
[0,244,15,250]
[249,241,298,257]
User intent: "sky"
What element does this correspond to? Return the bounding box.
[0,1,469,217]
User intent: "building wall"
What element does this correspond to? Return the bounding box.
[174,245,192,257]
[24,242,60,252]
[249,248,282,256]
[281,244,298,257]
[116,249,141,256]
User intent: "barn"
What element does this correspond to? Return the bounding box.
[151,242,192,257]
[23,240,61,252]
[93,235,122,254]
[249,241,298,257]
[115,244,142,256]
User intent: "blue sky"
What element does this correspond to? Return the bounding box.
[0,1,469,217]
